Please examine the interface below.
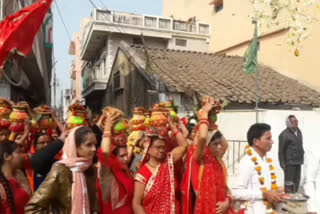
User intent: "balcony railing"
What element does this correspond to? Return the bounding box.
[91,9,210,35]
[82,58,106,91]
[82,65,101,90]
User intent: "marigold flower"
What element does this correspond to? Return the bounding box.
[255,166,262,172]
[267,158,273,163]
[272,184,278,190]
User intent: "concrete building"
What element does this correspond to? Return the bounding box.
[163,0,320,91]
[0,0,53,106]
[76,8,210,112]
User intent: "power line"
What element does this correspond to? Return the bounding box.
[96,0,107,9]
[54,0,72,41]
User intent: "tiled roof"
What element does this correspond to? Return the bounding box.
[122,42,320,107]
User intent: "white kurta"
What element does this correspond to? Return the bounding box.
[232,153,273,214]
[303,151,320,213]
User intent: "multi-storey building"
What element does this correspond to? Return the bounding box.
[73,8,211,112]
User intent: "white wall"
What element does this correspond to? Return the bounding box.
[216,109,320,187]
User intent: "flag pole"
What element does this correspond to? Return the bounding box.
[254,19,259,123]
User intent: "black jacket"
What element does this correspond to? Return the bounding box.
[30,139,64,176]
[278,127,304,168]
[30,125,103,176]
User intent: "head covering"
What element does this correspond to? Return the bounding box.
[0,98,13,129]
[66,103,88,130]
[55,126,92,214]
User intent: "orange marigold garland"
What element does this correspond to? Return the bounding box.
[245,146,278,214]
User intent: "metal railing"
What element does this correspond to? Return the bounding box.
[82,62,103,90]
[223,140,248,175]
[92,9,210,35]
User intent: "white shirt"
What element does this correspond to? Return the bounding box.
[303,151,320,213]
[232,152,273,214]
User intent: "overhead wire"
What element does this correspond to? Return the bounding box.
[54,0,72,41]
[97,0,107,9]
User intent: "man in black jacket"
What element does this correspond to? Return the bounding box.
[278,115,304,193]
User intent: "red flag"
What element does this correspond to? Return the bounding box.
[0,0,54,69]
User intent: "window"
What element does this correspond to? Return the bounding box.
[159,18,171,30]
[114,71,121,89]
[145,16,157,28]
[133,37,143,45]
[175,39,187,47]
[199,24,209,34]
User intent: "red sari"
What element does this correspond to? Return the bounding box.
[181,145,235,214]
[97,148,134,214]
[135,153,180,214]
[0,178,30,214]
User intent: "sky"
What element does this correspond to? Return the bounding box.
[52,0,162,104]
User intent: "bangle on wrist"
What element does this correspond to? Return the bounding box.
[199,118,209,123]
[103,131,112,138]
[199,121,209,127]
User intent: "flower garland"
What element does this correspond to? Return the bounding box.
[245,145,278,214]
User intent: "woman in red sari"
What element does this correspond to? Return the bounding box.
[0,141,31,214]
[132,114,188,214]
[181,97,235,214]
[97,109,134,214]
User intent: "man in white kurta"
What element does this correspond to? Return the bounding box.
[303,150,320,214]
[232,123,283,214]
[232,153,272,213]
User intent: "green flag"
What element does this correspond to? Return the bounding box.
[243,22,258,74]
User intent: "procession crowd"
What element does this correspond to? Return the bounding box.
[0,97,307,214]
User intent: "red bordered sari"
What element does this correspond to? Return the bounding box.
[181,145,235,214]
[135,153,180,214]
